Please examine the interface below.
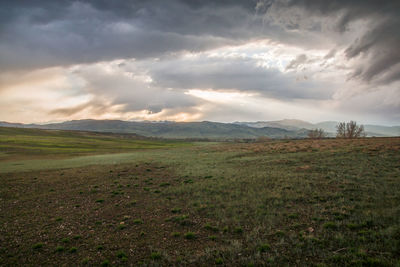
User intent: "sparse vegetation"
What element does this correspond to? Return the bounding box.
[55,246,65,252]
[258,244,270,252]
[150,252,162,260]
[101,260,110,266]
[117,251,127,258]
[133,219,143,224]
[171,232,181,237]
[1,128,399,266]
[323,221,338,230]
[170,207,181,213]
[184,232,196,240]
[208,235,217,241]
[215,258,224,264]
[32,243,44,250]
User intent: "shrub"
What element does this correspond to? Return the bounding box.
[204,223,218,232]
[208,235,217,241]
[323,222,338,230]
[117,251,127,258]
[234,227,243,234]
[133,219,143,224]
[55,246,64,252]
[171,232,181,237]
[215,258,223,265]
[150,252,162,260]
[170,207,181,213]
[184,232,196,239]
[258,243,270,252]
[32,243,43,249]
[101,260,110,266]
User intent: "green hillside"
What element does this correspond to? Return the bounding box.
[0,127,190,161]
[1,120,305,139]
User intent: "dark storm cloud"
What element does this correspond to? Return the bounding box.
[0,0,262,71]
[261,0,400,85]
[1,0,399,88]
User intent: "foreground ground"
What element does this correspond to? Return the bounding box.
[0,128,399,266]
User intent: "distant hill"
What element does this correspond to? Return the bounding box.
[0,120,307,139]
[237,119,400,137]
[363,125,400,137]
[1,119,397,138]
[236,119,314,131]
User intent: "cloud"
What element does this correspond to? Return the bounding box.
[4,0,398,86]
[0,0,263,71]
[285,54,308,70]
[0,0,399,125]
[75,62,201,114]
[259,0,400,85]
[142,49,336,100]
[0,61,203,122]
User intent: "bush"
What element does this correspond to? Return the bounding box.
[258,243,270,252]
[323,222,338,230]
[32,243,43,249]
[184,232,196,239]
[150,252,162,260]
[55,246,64,252]
[117,251,127,258]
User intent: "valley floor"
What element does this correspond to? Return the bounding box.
[0,131,399,266]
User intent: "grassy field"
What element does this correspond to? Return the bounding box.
[0,128,399,266]
[0,127,191,162]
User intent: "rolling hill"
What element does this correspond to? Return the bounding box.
[1,119,398,138]
[0,120,307,139]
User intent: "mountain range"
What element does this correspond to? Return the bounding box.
[0,119,398,139]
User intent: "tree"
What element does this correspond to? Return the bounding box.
[307,128,327,139]
[336,121,365,138]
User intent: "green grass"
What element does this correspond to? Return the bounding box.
[0,129,399,266]
[0,127,192,162]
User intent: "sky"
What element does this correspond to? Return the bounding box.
[0,0,399,125]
